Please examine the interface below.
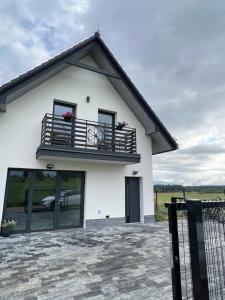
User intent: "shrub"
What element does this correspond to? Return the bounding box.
[1,219,17,230]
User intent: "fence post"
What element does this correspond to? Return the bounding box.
[186,200,209,300]
[155,190,158,211]
[168,197,182,300]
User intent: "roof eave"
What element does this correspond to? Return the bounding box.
[153,146,179,156]
[0,104,6,112]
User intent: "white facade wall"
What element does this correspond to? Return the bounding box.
[0,55,154,224]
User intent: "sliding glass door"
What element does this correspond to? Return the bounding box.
[3,169,85,233]
[58,172,84,228]
[31,170,56,231]
[3,170,30,231]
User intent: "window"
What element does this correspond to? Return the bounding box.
[52,101,76,147]
[98,111,115,126]
[53,101,76,117]
[98,110,115,150]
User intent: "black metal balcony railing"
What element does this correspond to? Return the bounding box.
[40,113,137,154]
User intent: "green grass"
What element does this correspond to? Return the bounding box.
[155,192,225,221]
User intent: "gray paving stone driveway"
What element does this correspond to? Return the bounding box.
[0,222,172,300]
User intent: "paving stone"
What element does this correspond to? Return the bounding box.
[0,222,172,299]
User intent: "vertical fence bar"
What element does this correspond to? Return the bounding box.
[167,197,182,300]
[186,200,209,300]
[155,189,158,211]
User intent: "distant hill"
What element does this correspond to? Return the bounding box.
[154,184,225,193]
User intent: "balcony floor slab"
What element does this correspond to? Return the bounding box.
[36,145,141,165]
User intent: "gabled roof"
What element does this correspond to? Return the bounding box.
[0,32,178,154]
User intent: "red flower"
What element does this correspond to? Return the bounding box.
[63,112,73,118]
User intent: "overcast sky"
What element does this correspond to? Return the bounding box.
[1,0,225,185]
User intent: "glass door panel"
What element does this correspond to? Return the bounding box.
[52,102,75,147]
[4,170,30,231]
[98,111,115,151]
[31,170,56,231]
[98,112,114,125]
[58,172,83,228]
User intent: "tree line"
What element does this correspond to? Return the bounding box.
[154,184,225,193]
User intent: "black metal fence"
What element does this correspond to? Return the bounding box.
[166,197,225,300]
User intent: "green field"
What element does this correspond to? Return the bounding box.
[155,192,225,221]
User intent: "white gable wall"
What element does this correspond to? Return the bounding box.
[0,55,153,224]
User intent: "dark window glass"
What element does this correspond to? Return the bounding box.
[98,112,114,125]
[58,172,82,228]
[4,170,30,231]
[53,103,74,116]
[98,111,115,150]
[31,171,56,231]
[52,102,76,147]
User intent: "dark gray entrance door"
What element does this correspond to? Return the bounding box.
[125,177,140,223]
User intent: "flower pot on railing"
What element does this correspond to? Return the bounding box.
[62,112,74,122]
[116,121,128,131]
[1,219,16,237]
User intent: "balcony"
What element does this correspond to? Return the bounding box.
[36,114,141,164]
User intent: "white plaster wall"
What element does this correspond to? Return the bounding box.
[0,55,154,223]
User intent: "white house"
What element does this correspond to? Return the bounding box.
[0,32,177,233]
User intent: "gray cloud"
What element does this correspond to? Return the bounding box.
[181,144,225,155]
[0,0,225,185]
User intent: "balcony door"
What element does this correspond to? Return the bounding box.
[52,101,76,147]
[98,110,115,151]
